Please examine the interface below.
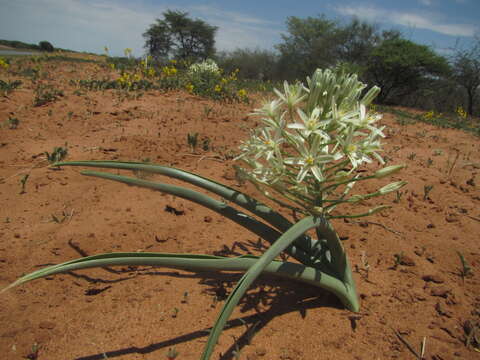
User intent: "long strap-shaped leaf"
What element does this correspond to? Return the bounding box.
[2,252,357,309]
[55,161,326,268]
[75,168,337,275]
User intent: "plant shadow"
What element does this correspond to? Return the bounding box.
[52,236,342,359]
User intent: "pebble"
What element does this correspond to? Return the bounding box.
[445,214,459,223]
[435,302,452,318]
[430,287,450,298]
[422,274,445,284]
[38,321,56,330]
[399,255,416,266]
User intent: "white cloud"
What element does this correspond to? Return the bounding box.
[0,0,280,56]
[188,4,281,51]
[335,4,477,37]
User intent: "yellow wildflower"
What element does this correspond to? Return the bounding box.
[237,89,247,98]
[456,105,467,119]
[214,84,222,92]
[186,83,194,92]
[423,110,435,120]
[0,58,9,69]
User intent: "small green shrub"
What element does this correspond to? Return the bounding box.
[34,84,63,106]
[0,79,22,96]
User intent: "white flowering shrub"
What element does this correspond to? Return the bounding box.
[188,58,220,76]
[236,68,405,217]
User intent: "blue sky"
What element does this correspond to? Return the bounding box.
[0,0,478,57]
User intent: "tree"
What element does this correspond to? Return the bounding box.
[365,38,450,104]
[275,15,383,81]
[337,18,379,68]
[451,37,480,115]
[39,41,54,52]
[275,15,342,80]
[143,10,217,62]
[216,48,279,80]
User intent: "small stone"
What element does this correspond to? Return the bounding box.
[255,347,267,356]
[413,292,426,301]
[204,216,213,223]
[435,302,452,318]
[445,214,459,223]
[39,321,56,330]
[422,274,444,284]
[430,287,450,298]
[427,223,435,229]
[399,255,416,266]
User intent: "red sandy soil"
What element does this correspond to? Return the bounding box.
[0,58,479,360]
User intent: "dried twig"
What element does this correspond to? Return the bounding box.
[350,220,404,237]
[391,327,422,359]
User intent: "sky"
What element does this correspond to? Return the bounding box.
[0,0,478,57]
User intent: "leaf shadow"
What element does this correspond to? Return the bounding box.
[73,271,342,360]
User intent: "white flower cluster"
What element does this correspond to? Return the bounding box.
[236,68,405,217]
[188,59,220,76]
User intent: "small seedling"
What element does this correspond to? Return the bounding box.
[202,137,211,151]
[407,153,416,161]
[166,347,179,359]
[19,174,29,194]
[393,251,404,269]
[393,190,403,204]
[6,116,19,129]
[171,307,179,318]
[457,251,472,281]
[181,291,189,304]
[25,342,39,360]
[45,144,68,164]
[426,158,433,167]
[360,251,370,278]
[423,185,433,201]
[203,105,214,118]
[187,132,198,152]
[433,149,443,156]
[51,209,73,224]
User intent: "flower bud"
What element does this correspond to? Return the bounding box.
[379,181,407,195]
[335,170,350,182]
[349,195,364,202]
[374,164,405,179]
[368,205,391,215]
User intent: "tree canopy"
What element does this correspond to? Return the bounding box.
[39,41,54,52]
[143,10,218,62]
[365,38,450,103]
